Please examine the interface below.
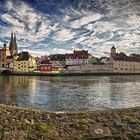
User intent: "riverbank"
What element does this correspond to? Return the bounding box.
[0,105,140,139]
[1,71,140,76]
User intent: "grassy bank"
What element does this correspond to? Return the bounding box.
[0,105,140,140]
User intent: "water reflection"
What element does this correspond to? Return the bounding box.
[0,75,140,111]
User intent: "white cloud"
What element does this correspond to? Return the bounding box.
[6,1,13,10]
[70,13,102,28]
[49,23,59,31]
[63,15,71,22]
[74,36,87,44]
[127,14,140,28]
[50,48,72,54]
[2,1,51,43]
[1,14,24,27]
[22,49,47,57]
[0,0,140,57]
[54,28,76,42]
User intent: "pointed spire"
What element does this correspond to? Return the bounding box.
[9,31,18,56]
[14,33,17,46]
[10,31,14,41]
[9,31,14,51]
[14,33,18,54]
[14,33,16,40]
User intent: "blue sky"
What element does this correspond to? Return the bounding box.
[0,0,140,56]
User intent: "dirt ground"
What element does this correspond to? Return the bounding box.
[0,104,140,140]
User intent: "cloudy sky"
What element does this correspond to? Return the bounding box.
[0,0,140,56]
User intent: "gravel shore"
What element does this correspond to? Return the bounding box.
[0,104,140,140]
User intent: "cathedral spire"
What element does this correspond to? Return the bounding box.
[9,31,18,56]
[14,32,16,41]
[14,33,17,53]
[11,31,14,41]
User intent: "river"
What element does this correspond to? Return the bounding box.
[0,75,140,112]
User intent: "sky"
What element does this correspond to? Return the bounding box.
[0,0,140,56]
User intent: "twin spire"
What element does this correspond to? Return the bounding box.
[9,31,18,56]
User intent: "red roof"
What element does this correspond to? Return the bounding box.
[66,50,89,59]
[6,56,13,59]
[74,50,88,55]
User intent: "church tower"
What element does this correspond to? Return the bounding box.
[110,46,116,57]
[9,32,18,56]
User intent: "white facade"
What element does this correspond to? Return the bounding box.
[51,61,65,67]
[65,58,89,65]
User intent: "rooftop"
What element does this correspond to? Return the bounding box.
[49,54,65,61]
[17,52,30,61]
[112,53,140,62]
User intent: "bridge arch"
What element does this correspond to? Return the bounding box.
[1,70,12,75]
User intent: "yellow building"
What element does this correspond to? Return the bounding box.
[13,52,37,72]
[109,46,140,73]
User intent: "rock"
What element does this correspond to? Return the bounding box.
[89,126,112,139]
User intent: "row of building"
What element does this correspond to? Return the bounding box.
[0,32,95,73]
[0,32,140,74]
[0,32,37,73]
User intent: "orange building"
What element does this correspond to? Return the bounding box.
[0,43,10,67]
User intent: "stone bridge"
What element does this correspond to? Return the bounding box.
[0,67,13,75]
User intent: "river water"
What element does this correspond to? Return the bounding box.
[0,75,140,112]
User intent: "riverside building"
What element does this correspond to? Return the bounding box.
[0,32,18,69]
[13,52,37,72]
[0,43,10,68]
[65,50,90,66]
[109,46,140,73]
